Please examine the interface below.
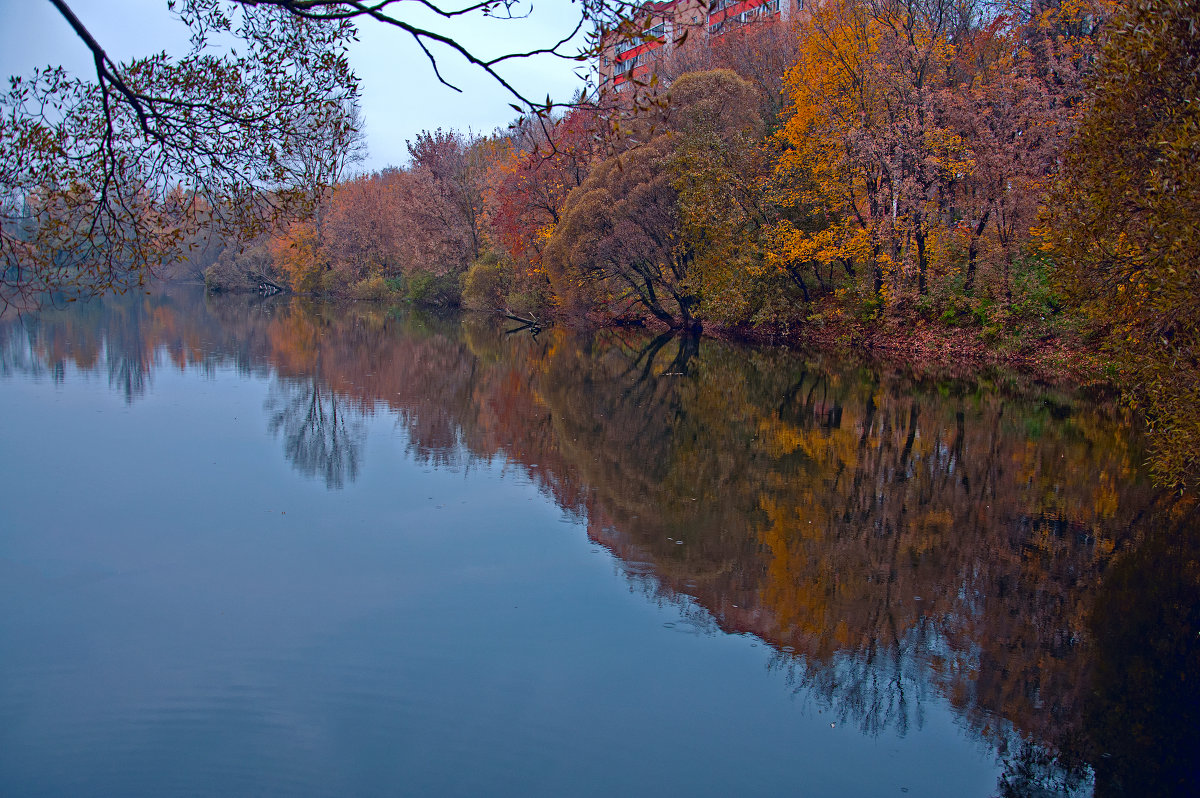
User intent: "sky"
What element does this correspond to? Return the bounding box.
[0,0,595,171]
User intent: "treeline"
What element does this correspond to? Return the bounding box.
[203,0,1197,487]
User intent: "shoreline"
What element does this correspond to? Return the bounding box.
[575,308,1113,395]
[200,280,1114,396]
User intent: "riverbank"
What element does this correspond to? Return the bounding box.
[737,315,1106,388]
[572,303,1112,393]
[200,276,1113,397]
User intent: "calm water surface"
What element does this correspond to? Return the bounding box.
[1,287,1196,797]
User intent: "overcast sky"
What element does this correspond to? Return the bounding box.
[0,0,593,171]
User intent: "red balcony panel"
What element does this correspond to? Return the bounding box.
[614,38,665,63]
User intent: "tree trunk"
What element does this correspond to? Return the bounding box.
[964,211,989,295]
[787,267,811,303]
[915,223,928,296]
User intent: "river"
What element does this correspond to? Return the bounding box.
[1,286,1196,797]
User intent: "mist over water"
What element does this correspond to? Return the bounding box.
[1,286,1195,797]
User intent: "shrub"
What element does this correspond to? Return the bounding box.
[349,275,401,301]
[203,236,277,292]
[505,288,547,317]
[408,271,462,308]
[463,253,509,310]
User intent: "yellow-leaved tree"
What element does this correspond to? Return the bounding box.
[770,0,1105,327]
[769,0,968,313]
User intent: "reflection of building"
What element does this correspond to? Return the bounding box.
[597,0,801,94]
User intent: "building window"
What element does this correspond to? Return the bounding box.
[614,53,644,76]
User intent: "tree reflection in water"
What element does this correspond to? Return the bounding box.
[1085,504,1200,798]
[265,375,365,489]
[2,287,1196,797]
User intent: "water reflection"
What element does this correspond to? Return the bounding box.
[1084,504,1200,798]
[265,376,366,489]
[2,287,1196,796]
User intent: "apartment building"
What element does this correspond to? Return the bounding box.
[596,0,801,93]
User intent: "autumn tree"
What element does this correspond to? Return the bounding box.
[473,109,601,312]
[269,221,325,294]
[487,110,599,263]
[544,70,766,330]
[323,170,408,284]
[544,135,689,325]
[771,0,981,308]
[1045,0,1200,490]
[767,0,1107,325]
[406,130,477,265]
[275,161,484,298]
[205,232,280,292]
[940,1,1101,299]
[665,70,773,325]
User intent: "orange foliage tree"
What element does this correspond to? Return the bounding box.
[769,0,1103,321]
[269,221,324,294]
